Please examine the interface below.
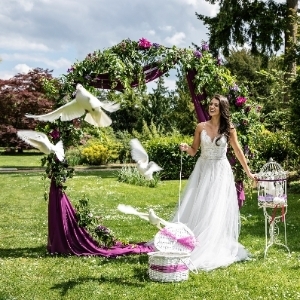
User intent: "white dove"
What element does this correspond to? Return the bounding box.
[17,130,65,161]
[117,204,170,229]
[25,84,120,127]
[129,138,162,180]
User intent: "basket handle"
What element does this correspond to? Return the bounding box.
[180,258,198,274]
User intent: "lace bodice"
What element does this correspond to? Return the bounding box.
[200,129,227,160]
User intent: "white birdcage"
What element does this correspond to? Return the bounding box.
[256,158,290,257]
[257,158,287,208]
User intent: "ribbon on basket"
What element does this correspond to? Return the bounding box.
[150,264,188,273]
[160,228,196,251]
[270,205,285,224]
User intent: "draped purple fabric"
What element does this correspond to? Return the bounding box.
[90,64,168,90]
[186,70,209,122]
[47,181,153,256]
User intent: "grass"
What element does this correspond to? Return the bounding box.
[0,156,300,299]
[0,150,44,168]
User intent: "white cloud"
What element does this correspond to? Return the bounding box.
[0,37,49,51]
[14,63,32,74]
[165,32,186,46]
[19,0,34,11]
[148,30,156,36]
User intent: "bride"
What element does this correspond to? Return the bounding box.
[175,94,256,271]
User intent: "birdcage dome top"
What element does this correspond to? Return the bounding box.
[257,158,287,180]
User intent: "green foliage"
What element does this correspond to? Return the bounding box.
[249,127,299,172]
[290,72,300,145]
[196,0,286,56]
[117,165,160,187]
[146,135,198,180]
[74,196,116,248]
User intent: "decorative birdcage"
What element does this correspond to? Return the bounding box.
[257,158,287,208]
[256,158,290,257]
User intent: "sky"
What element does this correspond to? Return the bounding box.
[0,0,219,90]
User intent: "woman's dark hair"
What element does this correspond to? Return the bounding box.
[212,94,231,145]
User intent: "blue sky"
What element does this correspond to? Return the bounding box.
[0,0,219,90]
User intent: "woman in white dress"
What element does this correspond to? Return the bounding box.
[175,94,256,271]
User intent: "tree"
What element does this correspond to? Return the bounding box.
[0,68,55,149]
[139,77,175,133]
[197,0,298,75]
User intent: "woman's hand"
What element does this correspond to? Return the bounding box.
[179,143,189,152]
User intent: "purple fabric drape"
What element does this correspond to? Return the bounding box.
[186,70,209,122]
[48,181,153,256]
[90,64,169,90]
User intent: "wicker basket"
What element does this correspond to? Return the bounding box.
[147,223,197,282]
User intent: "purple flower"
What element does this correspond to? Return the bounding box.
[231,84,239,92]
[201,43,209,51]
[138,38,152,48]
[193,50,202,58]
[152,42,160,48]
[67,67,74,73]
[235,96,247,107]
[50,129,60,140]
[217,57,222,66]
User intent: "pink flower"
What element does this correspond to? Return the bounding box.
[138,38,152,48]
[235,96,247,107]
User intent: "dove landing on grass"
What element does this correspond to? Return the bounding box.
[117,204,170,229]
[129,138,162,180]
[25,84,120,127]
[17,130,65,162]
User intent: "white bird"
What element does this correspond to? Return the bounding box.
[117,204,170,229]
[25,84,120,127]
[129,138,162,180]
[17,130,65,161]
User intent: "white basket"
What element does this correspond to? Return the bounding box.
[148,223,197,282]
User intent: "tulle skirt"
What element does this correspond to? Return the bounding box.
[171,157,249,271]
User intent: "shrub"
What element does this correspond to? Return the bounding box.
[146,135,199,180]
[117,165,160,187]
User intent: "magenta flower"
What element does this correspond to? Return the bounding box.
[50,129,60,140]
[138,38,152,48]
[235,96,247,107]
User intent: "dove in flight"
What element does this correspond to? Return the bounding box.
[25,84,120,127]
[17,130,65,161]
[129,138,162,180]
[117,204,170,229]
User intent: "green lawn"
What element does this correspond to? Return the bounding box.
[0,151,45,168]
[0,169,300,300]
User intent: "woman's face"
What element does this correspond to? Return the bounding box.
[208,98,220,117]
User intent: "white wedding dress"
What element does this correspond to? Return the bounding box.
[171,129,249,271]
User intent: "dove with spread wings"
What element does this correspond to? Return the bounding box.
[129,138,162,180]
[117,204,171,229]
[17,130,65,161]
[25,84,120,127]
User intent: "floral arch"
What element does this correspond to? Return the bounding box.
[42,38,260,256]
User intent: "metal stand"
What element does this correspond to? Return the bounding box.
[262,205,290,258]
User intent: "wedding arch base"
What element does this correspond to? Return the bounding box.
[47,181,153,256]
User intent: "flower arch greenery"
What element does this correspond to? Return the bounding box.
[41,38,262,189]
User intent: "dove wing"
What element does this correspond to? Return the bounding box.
[17,130,50,153]
[99,100,120,113]
[129,139,148,164]
[25,100,85,122]
[144,162,163,176]
[117,204,149,221]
